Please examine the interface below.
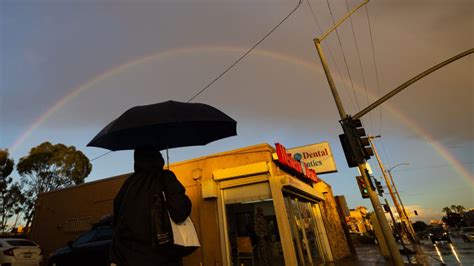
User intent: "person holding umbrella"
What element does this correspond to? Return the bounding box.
[88,100,237,266]
[110,147,191,266]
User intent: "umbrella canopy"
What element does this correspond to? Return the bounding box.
[87,100,237,151]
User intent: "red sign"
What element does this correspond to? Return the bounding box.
[275,143,319,183]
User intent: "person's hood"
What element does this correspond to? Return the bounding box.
[133,147,164,173]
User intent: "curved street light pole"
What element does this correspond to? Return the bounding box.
[386,163,418,242]
[387,163,410,220]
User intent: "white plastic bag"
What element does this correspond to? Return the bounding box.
[170,216,201,248]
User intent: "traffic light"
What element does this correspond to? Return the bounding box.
[351,118,374,160]
[339,133,358,167]
[374,178,384,196]
[383,204,391,213]
[339,116,374,168]
[356,175,370,198]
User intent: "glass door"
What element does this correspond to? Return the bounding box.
[284,195,326,265]
[223,182,285,266]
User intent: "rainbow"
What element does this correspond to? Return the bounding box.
[8,45,473,184]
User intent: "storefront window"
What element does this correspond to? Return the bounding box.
[223,182,284,266]
[284,195,325,265]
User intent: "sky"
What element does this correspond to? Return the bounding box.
[1,0,473,223]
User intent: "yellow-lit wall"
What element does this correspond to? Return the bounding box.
[347,206,372,234]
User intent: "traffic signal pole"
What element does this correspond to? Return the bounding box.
[311,4,472,266]
[368,136,418,243]
[314,38,404,265]
[312,2,404,263]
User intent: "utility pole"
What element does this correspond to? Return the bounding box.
[387,164,418,243]
[384,198,412,264]
[368,136,415,244]
[312,1,403,263]
[312,2,472,264]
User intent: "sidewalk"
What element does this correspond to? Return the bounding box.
[332,245,394,266]
[331,244,438,265]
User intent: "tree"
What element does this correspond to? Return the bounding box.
[0,150,14,178]
[0,150,26,233]
[455,205,466,215]
[442,204,467,228]
[442,207,452,215]
[450,205,457,213]
[443,205,466,215]
[16,142,92,230]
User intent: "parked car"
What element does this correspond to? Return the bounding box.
[49,216,113,266]
[0,238,43,266]
[460,227,474,242]
[49,225,112,266]
[428,227,451,244]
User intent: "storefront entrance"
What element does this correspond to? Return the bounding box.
[222,182,285,266]
[284,195,331,265]
[217,177,333,265]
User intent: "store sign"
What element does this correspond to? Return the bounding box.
[287,142,337,174]
[275,143,319,183]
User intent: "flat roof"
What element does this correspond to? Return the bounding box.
[39,143,275,196]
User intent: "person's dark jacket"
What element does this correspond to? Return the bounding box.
[111,148,192,266]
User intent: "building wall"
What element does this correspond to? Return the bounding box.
[29,174,127,263]
[347,206,372,234]
[316,182,352,262]
[30,144,273,265]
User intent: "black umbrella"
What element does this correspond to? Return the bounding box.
[87,100,237,151]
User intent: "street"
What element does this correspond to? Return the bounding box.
[415,237,474,265]
[335,237,474,265]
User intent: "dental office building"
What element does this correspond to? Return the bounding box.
[30,143,352,265]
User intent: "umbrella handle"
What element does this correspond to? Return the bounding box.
[166,147,169,170]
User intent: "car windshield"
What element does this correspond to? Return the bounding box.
[74,230,96,246]
[463,228,474,232]
[6,240,37,247]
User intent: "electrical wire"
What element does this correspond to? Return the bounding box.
[90,151,113,161]
[187,0,303,103]
[326,0,361,112]
[365,5,382,134]
[389,162,474,172]
[345,0,373,131]
[364,4,391,165]
[379,138,392,167]
[91,0,303,162]
[305,0,357,112]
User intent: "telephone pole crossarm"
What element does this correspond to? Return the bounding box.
[319,0,370,41]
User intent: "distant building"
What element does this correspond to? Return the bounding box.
[347,206,373,234]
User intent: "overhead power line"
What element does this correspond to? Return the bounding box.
[90,151,113,161]
[365,5,383,133]
[345,0,373,131]
[305,0,357,112]
[91,0,303,162]
[326,0,361,112]
[187,0,303,103]
[364,4,390,165]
